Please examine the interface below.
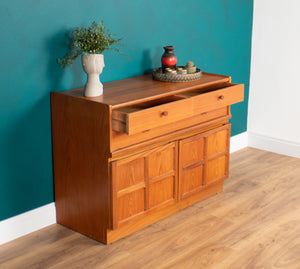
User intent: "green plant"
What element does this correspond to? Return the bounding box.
[57,20,130,67]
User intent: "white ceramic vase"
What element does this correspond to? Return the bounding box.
[82,54,105,97]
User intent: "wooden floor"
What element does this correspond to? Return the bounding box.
[1,147,300,269]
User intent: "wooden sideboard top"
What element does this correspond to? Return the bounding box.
[58,73,231,109]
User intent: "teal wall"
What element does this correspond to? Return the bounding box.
[0,0,253,221]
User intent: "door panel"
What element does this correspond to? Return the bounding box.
[117,188,145,222]
[181,136,204,167]
[181,165,204,198]
[207,129,228,157]
[149,176,175,208]
[148,145,175,179]
[206,155,227,183]
[116,158,144,191]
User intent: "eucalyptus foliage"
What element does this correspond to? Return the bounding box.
[57,21,129,67]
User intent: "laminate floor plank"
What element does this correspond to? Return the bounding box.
[1,147,299,269]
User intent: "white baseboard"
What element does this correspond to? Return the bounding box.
[248,132,300,158]
[230,132,248,153]
[0,203,56,245]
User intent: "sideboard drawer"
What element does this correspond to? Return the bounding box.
[176,83,244,114]
[112,95,193,135]
[112,83,243,135]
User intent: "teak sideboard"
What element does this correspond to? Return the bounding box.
[51,73,244,244]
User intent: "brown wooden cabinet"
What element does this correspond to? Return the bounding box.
[51,73,243,244]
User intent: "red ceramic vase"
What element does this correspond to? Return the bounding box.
[161,46,177,70]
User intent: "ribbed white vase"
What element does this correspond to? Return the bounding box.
[82,54,105,97]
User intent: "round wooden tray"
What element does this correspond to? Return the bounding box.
[152,67,202,82]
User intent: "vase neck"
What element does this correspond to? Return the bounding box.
[164,46,174,52]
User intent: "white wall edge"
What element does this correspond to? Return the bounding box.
[0,203,56,245]
[230,132,248,153]
[248,132,300,158]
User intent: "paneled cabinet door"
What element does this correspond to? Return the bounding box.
[110,142,178,229]
[179,124,230,199]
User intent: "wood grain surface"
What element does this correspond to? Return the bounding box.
[51,93,111,242]
[1,147,299,269]
[62,73,231,109]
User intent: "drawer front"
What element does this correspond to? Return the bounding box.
[191,83,244,114]
[112,83,243,135]
[112,97,193,135]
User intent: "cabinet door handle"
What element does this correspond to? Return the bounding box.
[160,111,169,117]
[218,95,224,100]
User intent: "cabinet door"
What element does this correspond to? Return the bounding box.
[110,142,177,229]
[179,124,230,199]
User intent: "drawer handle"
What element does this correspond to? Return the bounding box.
[218,95,224,100]
[160,111,169,117]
